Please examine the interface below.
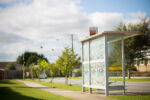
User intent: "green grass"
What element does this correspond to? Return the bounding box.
[109,95,150,100]
[109,78,150,82]
[0,80,74,100]
[69,77,150,82]
[69,77,82,80]
[25,79,88,91]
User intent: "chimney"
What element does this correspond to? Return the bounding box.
[89,27,98,36]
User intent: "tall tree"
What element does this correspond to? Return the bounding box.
[56,47,81,84]
[48,63,58,83]
[114,18,150,78]
[16,51,48,66]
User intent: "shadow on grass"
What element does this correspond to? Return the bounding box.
[0,87,43,100]
[0,80,16,84]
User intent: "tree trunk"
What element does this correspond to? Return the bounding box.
[65,75,68,85]
[31,75,33,80]
[50,77,54,83]
[38,75,40,81]
[127,68,131,79]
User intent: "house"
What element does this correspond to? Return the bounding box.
[0,62,29,71]
[134,50,150,72]
[0,62,29,79]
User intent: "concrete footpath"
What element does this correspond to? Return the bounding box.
[19,80,115,100]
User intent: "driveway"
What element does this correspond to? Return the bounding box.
[39,78,150,93]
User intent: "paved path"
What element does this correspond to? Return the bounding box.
[39,78,150,93]
[20,80,114,100]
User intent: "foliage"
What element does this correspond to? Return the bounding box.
[0,80,73,100]
[56,47,81,84]
[114,18,150,73]
[111,62,122,67]
[6,62,16,70]
[16,51,48,67]
[29,60,48,81]
[29,63,35,79]
[48,63,58,82]
[108,39,122,67]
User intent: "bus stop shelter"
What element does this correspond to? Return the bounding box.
[80,31,142,96]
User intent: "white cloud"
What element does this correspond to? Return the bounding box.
[128,11,147,19]
[88,12,123,32]
[124,12,147,24]
[0,0,148,62]
[0,0,17,4]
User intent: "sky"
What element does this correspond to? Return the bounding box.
[0,0,150,62]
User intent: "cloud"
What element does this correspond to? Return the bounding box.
[88,12,123,32]
[124,12,147,24]
[0,32,30,44]
[0,0,148,62]
[128,11,147,19]
[0,0,17,4]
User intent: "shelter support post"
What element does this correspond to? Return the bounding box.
[122,36,125,95]
[82,42,85,92]
[105,35,109,96]
[88,40,92,94]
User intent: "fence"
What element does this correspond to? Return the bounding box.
[109,71,150,77]
[0,70,23,80]
[7,70,23,79]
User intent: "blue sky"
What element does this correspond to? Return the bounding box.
[81,0,150,16]
[0,0,149,61]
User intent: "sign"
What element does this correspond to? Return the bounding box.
[108,67,122,71]
[22,66,26,71]
[41,60,48,68]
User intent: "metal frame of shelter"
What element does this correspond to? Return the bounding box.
[80,31,142,96]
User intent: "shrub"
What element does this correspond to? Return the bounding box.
[6,62,16,70]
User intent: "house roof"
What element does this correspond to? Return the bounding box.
[0,62,27,71]
[80,31,143,42]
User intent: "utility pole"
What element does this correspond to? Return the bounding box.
[23,53,24,80]
[71,34,74,52]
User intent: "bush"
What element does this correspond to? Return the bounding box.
[111,62,121,67]
[6,62,16,70]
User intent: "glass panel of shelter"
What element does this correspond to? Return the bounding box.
[107,35,124,89]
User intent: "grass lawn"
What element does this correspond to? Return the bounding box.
[109,95,150,100]
[69,77,150,82]
[69,77,82,80]
[25,79,89,91]
[0,80,74,100]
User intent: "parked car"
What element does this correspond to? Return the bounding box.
[40,73,47,79]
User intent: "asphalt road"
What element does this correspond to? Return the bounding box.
[39,78,150,93]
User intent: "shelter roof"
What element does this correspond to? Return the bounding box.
[80,31,143,42]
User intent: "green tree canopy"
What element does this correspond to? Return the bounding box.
[6,62,16,70]
[16,51,48,66]
[56,47,81,84]
[114,18,150,78]
[48,63,58,82]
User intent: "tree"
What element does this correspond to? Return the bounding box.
[56,47,81,84]
[34,60,48,81]
[114,18,150,78]
[29,63,35,79]
[6,62,16,70]
[16,51,48,66]
[48,63,58,83]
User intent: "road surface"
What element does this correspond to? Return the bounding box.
[39,78,150,93]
